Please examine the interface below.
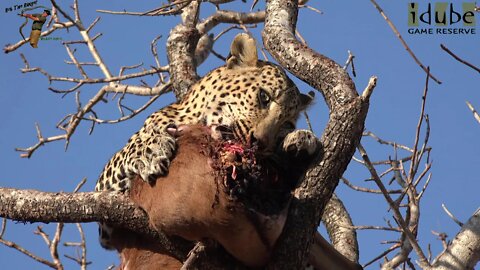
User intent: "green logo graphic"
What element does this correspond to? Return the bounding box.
[408,2,476,35]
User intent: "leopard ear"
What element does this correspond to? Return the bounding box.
[299,91,315,110]
[226,33,258,69]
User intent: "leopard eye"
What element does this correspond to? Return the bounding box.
[258,89,271,107]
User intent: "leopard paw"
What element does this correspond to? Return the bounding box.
[282,129,319,158]
[126,133,176,183]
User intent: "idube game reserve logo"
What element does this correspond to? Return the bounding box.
[408,2,476,35]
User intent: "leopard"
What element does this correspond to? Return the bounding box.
[95,33,318,250]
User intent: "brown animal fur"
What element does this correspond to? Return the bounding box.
[113,229,182,270]
[114,125,287,268]
[113,125,363,270]
[309,233,363,270]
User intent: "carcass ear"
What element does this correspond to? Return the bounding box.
[227,33,258,69]
[299,90,315,111]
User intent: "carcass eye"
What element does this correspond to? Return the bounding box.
[282,122,295,131]
[258,89,271,107]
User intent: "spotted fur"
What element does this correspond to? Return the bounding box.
[95,33,315,249]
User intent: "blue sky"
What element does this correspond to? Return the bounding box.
[0,1,478,269]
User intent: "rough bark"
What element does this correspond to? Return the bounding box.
[0,188,192,261]
[322,193,360,263]
[431,208,480,270]
[262,0,369,268]
[166,2,201,99]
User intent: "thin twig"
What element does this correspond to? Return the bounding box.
[50,223,64,270]
[119,63,144,77]
[441,204,464,227]
[34,226,52,247]
[76,223,88,270]
[351,225,401,232]
[363,131,415,152]
[369,0,441,84]
[65,44,88,79]
[301,4,323,15]
[357,143,430,268]
[22,64,167,85]
[440,44,480,74]
[416,173,432,200]
[363,244,401,268]
[97,0,192,16]
[341,177,402,194]
[408,67,430,183]
[15,1,171,157]
[150,35,165,82]
[73,178,87,193]
[51,0,84,30]
[353,153,416,166]
[86,17,100,33]
[303,111,313,132]
[15,123,67,158]
[84,84,169,124]
[343,50,356,77]
[0,219,6,238]
[466,101,480,124]
[181,242,206,270]
[0,225,57,269]
[431,231,449,250]
[361,76,377,101]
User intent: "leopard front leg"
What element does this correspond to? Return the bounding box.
[275,129,321,190]
[124,129,177,184]
[281,129,320,160]
[95,128,177,193]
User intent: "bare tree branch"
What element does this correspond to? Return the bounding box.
[441,204,464,227]
[369,0,441,84]
[96,0,193,16]
[15,1,172,158]
[50,223,65,270]
[363,131,415,152]
[343,50,357,77]
[359,142,428,269]
[356,74,433,268]
[197,10,265,34]
[440,44,480,74]
[466,101,480,124]
[363,244,400,268]
[341,177,403,194]
[0,225,58,269]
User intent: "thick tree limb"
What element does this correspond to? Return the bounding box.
[262,0,370,268]
[431,208,480,270]
[0,188,191,261]
[167,2,201,99]
[322,194,360,263]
